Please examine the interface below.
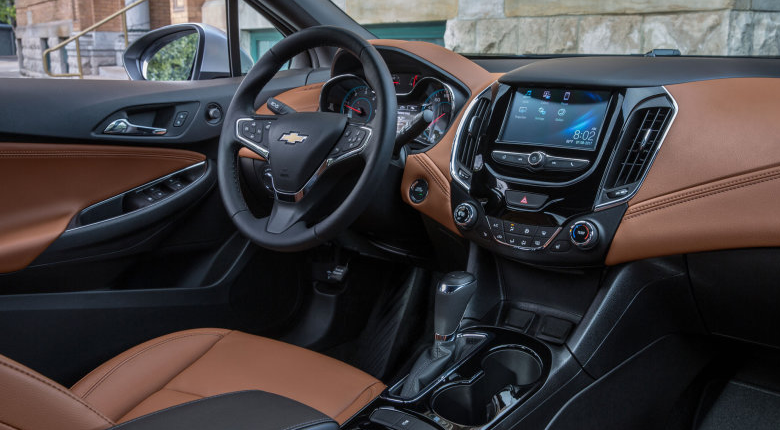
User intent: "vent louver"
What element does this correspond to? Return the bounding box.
[610,107,671,188]
[456,97,491,170]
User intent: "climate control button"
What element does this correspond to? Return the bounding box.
[570,221,599,250]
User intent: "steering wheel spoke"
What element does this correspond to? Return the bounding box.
[235,115,276,159]
[264,200,307,234]
[326,122,373,163]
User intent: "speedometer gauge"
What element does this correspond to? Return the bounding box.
[341,85,376,123]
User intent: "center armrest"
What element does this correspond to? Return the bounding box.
[108,390,339,430]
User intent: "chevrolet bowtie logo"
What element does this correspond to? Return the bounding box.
[279,132,308,145]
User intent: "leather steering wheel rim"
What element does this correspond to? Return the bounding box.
[217,26,396,252]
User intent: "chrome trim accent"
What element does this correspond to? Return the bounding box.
[274,125,372,203]
[66,161,207,232]
[434,333,456,341]
[103,118,167,136]
[236,117,270,159]
[451,85,494,192]
[594,86,679,211]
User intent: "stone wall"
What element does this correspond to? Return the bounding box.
[445,0,780,55]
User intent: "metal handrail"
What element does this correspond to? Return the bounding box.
[42,0,148,78]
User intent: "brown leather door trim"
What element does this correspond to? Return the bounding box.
[0,143,205,273]
[606,78,780,264]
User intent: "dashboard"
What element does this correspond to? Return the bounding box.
[249,40,780,269]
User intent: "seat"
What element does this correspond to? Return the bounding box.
[0,328,385,430]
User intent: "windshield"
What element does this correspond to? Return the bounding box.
[335,0,780,57]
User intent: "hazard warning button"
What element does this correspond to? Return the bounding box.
[505,190,548,210]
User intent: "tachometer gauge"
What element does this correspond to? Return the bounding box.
[341,85,376,123]
[422,87,453,144]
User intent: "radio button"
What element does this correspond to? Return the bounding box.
[545,156,590,171]
[528,151,546,167]
[491,151,529,167]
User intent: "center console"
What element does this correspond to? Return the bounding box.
[448,81,676,267]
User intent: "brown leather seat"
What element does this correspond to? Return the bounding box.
[0,328,385,430]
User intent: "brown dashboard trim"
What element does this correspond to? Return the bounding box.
[0,143,206,274]
[255,82,324,115]
[607,77,780,265]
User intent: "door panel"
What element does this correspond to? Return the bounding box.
[0,143,205,273]
[0,68,328,383]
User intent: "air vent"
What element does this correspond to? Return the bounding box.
[456,97,491,170]
[610,106,671,188]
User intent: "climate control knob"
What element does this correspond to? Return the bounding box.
[570,221,599,250]
[453,203,478,229]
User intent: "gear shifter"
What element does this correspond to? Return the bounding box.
[400,271,477,397]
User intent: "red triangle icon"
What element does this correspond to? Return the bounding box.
[520,196,528,204]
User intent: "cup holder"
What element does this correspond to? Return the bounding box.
[430,347,543,427]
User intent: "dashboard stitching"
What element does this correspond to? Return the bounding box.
[623,168,780,221]
[416,153,449,197]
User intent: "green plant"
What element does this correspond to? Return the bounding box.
[0,0,15,27]
[145,32,198,81]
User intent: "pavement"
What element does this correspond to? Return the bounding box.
[0,56,23,78]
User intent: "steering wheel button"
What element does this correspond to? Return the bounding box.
[532,238,543,247]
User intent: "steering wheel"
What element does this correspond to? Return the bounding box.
[217,26,396,252]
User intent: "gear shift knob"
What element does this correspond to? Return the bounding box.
[435,271,478,341]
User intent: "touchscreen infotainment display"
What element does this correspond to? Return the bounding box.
[498,88,610,151]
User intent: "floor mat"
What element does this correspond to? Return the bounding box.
[696,380,780,430]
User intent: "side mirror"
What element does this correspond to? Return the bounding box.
[123,23,252,80]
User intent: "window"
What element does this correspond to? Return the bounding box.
[365,21,446,46]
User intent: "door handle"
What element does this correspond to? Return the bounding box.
[104,119,167,136]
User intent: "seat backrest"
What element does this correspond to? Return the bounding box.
[0,354,114,430]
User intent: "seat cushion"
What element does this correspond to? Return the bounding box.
[70,329,384,425]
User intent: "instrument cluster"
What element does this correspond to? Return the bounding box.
[319,73,456,146]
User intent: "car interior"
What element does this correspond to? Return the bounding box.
[2,1,780,430]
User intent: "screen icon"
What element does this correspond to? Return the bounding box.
[518,106,527,114]
[538,107,546,115]
[558,108,566,117]
[524,90,532,97]
[543,90,551,100]
[563,91,571,101]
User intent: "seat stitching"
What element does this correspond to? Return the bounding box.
[279,418,333,430]
[158,386,207,399]
[0,419,21,430]
[79,332,226,400]
[110,390,257,430]
[0,360,114,425]
[332,381,384,421]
